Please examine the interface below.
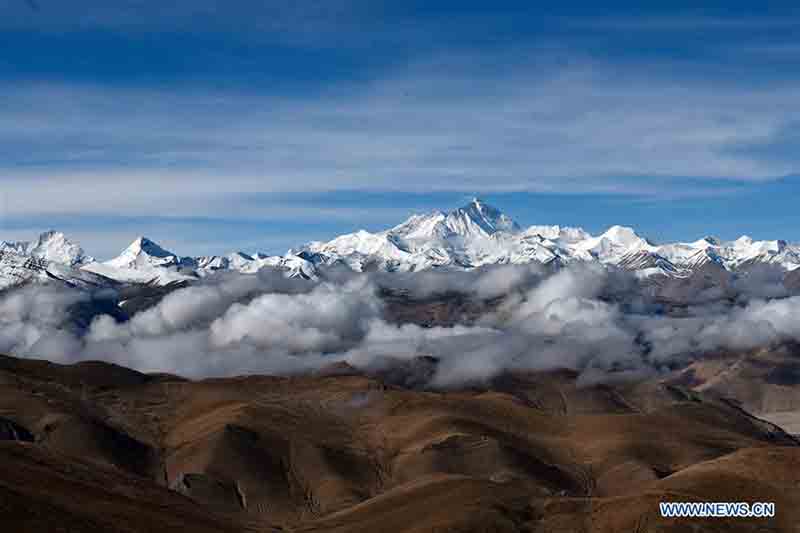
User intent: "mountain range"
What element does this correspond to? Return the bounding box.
[2,198,800,290]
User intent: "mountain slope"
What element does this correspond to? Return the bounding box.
[0,250,115,291]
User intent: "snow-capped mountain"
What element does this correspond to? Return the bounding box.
[574,225,651,263]
[293,199,653,272]
[83,236,318,284]
[292,198,569,272]
[0,232,107,290]
[293,198,800,276]
[3,199,800,290]
[193,252,316,280]
[0,250,110,291]
[0,231,92,267]
[655,235,800,273]
[106,237,184,270]
[194,252,257,273]
[82,237,194,284]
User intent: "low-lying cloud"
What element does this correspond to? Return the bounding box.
[1,264,800,387]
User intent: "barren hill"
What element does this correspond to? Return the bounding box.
[0,353,798,532]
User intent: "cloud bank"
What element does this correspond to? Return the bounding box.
[2,264,800,387]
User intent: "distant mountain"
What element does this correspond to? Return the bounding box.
[293,198,800,276]
[2,199,800,289]
[0,232,108,291]
[83,236,317,285]
[0,231,92,267]
[292,198,571,271]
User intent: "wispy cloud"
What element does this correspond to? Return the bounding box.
[2,56,798,212]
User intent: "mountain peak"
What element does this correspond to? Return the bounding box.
[37,229,64,241]
[126,237,173,257]
[572,225,650,263]
[460,197,496,217]
[29,230,91,266]
[446,198,520,236]
[601,225,647,246]
[389,198,519,242]
[692,235,721,247]
[106,236,180,269]
[468,196,485,210]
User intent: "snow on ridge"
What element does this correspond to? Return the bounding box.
[292,200,800,275]
[0,230,92,267]
[3,200,800,288]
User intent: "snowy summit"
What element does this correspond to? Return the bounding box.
[3,199,800,288]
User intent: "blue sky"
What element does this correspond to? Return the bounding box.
[2,1,800,258]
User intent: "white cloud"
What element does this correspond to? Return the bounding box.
[3,265,800,386]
